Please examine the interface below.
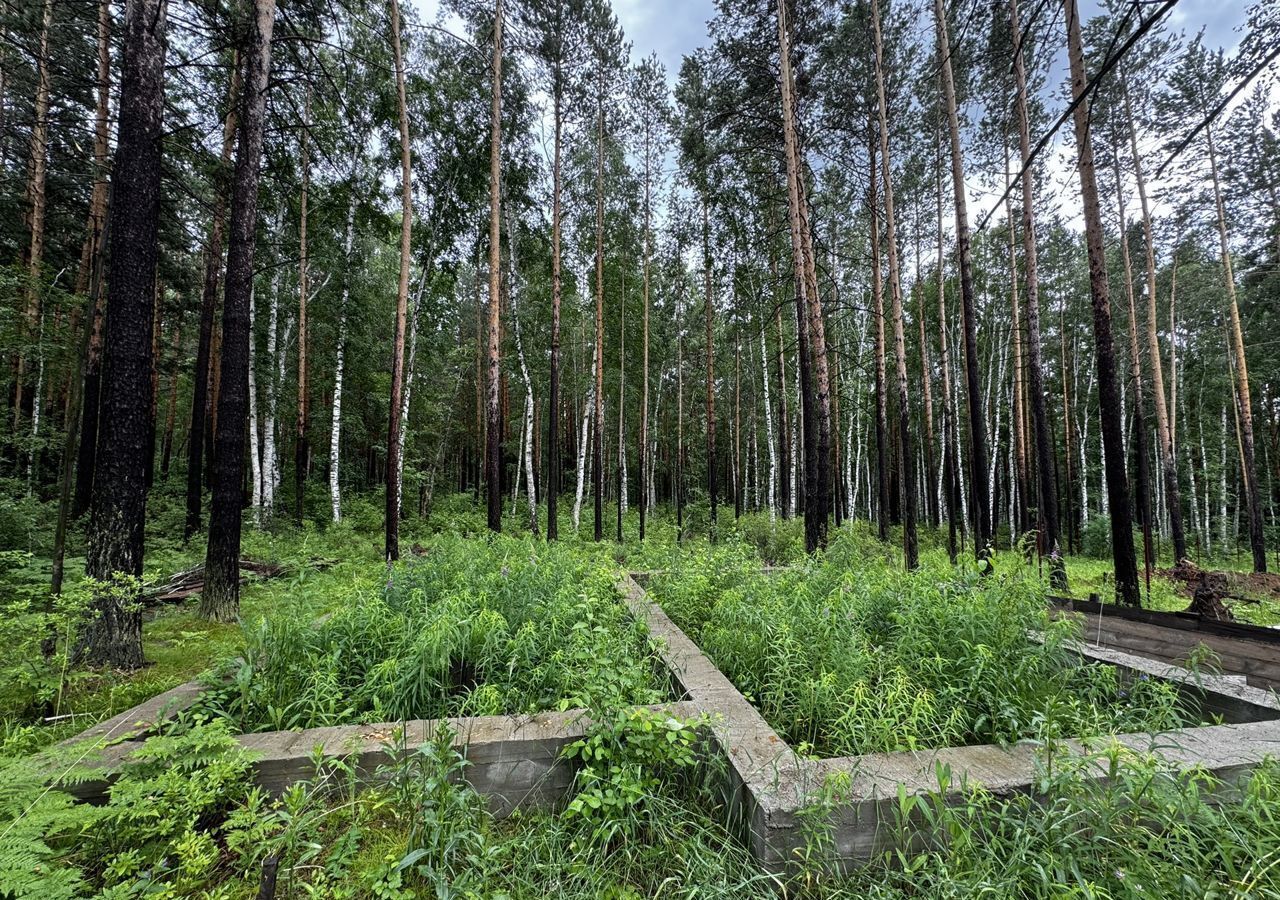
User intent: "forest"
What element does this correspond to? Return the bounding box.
[2,0,1280,894]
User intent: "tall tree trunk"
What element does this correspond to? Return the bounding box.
[774,300,791,518]
[704,199,717,535]
[184,57,241,538]
[15,0,53,430]
[159,315,181,479]
[1122,81,1187,562]
[202,0,275,621]
[83,0,168,667]
[1063,0,1140,606]
[1009,0,1064,585]
[777,0,831,552]
[870,136,890,542]
[548,73,564,540]
[639,106,651,540]
[485,0,504,534]
[1113,147,1154,589]
[592,101,605,542]
[385,0,412,559]
[935,0,992,564]
[329,152,361,523]
[294,88,310,527]
[72,0,113,518]
[248,286,262,525]
[1003,144,1029,539]
[936,131,959,563]
[1207,125,1267,572]
[871,0,917,568]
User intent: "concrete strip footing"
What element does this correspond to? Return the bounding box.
[629,571,1280,875]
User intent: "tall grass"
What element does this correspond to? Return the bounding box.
[652,525,1195,757]
[200,535,668,731]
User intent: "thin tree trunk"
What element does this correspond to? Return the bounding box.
[592,101,605,542]
[704,199,717,534]
[248,287,262,526]
[1123,80,1187,562]
[386,0,412,559]
[1207,125,1266,572]
[1009,0,1064,584]
[485,0,504,534]
[936,130,959,563]
[1003,143,1029,539]
[870,133,890,542]
[1063,0,1140,605]
[935,0,992,563]
[774,300,791,518]
[872,0,917,567]
[506,203,538,533]
[159,315,180,479]
[70,0,112,517]
[573,355,595,531]
[294,88,310,526]
[15,0,53,431]
[759,307,778,521]
[329,153,361,523]
[83,0,168,666]
[638,94,650,540]
[1113,145,1154,589]
[261,260,281,519]
[184,57,240,538]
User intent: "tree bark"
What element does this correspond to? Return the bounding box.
[294,89,311,527]
[548,62,564,540]
[1009,0,1064,581]
[592,101,605,542]
[15,0,53,431]
[777,0,831,551]
[330,153,360,522]
[83,0,168,667]
[870,136,890,542]
[485,0,504,534]
[1063,0,1140,605]
[935,0,992,563]
[1113,146,1154,589]
[696,200,714,538]
[72,0,113,518]
[1207,125,1266,572]
[871,0,917,568]
[185,57,241,538]
[202,0,275,621]
[385,0,412,559]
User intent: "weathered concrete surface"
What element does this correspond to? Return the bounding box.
[628,571,1280,873]
[57,680,205,748]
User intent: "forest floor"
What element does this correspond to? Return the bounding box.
[4,494,1280,897]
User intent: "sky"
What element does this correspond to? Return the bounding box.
[607,0,1250,83]
[412,0,1261,238]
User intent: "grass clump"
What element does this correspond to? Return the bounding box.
[200,535,668,731]
[651,525,1195,757]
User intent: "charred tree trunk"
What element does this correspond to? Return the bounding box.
[202,0,275,621]
[184,58,240,538]
[83,0,168,667]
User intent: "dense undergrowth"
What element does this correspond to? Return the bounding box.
[651,524,1197,757]
[198,535,668,731]
[6,712,1280,898]
[4,492,1280,897]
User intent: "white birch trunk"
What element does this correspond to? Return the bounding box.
[248,286,262,526]
[329,181,359,523]
[573,355,596,531]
